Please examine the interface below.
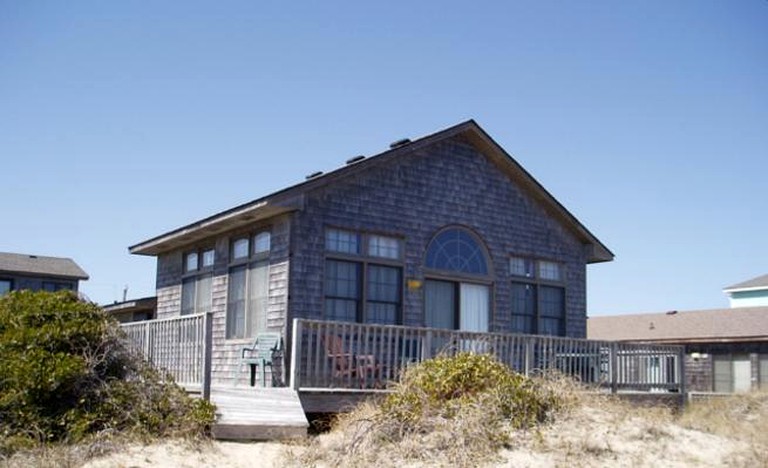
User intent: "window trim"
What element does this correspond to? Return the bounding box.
[226,229,272,340]
[510,255,567,336]
[0,278,12,295]
[424,226,492,279]
[183,247,216,275]
[323,227,405,324]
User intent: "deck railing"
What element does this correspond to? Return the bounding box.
[290,319,685,393]
[121,312,213,399]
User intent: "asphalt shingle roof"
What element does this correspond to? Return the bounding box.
[0,252,89,280]
[723,273,768,291]
[587,306,768,343]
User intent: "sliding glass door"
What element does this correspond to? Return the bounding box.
[425,280,489,332]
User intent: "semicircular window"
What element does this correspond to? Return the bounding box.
[425,228,489,276]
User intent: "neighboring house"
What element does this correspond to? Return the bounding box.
[129,120,613,385]
[103,296,157,323]
[588,308,768,393]
[0,251,88,295]
[723,273,768,308]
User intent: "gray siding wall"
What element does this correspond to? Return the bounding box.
[289,137,590,337]
[154,215,291,385]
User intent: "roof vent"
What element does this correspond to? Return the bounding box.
[29,255,38,259]
[389,138,411,149]
[666,310,678,315]
[305,171,323,180]
[346,155,366,165]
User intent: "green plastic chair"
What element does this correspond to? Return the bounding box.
[239,332,282,387]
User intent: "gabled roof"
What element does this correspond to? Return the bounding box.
[723,273,768,293]
[130,120,613,263]
[587,307,768,344]
[0,252,89,280]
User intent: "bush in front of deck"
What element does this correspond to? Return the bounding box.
[298,352,569,467]
[382,352,562,431]
[0,290,215,456]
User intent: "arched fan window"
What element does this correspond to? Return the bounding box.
[425,227,489,276]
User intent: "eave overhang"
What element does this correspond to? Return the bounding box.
[129,194,304,256]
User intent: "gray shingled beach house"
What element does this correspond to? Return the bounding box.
[129,120,614,388]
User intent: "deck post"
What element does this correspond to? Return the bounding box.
[423,330,433,360]
[678,347,686,402]
[610,342,619,394]
[144,320,151,360]
[201,311,213,401]
[524,339,534,377]
[290,318,302,391]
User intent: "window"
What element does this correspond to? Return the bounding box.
[368,235,401,259]
[366,265,401,324]
[181,248,215,316]
[539,261,563,281]
[42,281,73,292]
[510,257,566,336]
[253,232,271,255]
[0,279,12,296]
[713,354,752,393]
[185,252,199,272]
[510,257,534,278]
[425,228,488,276]
[326,228,360,254]
[510,283,536,333]
[226,230,271,338]
[202,249,215,268]
[324,260,360,322]
[324,228,402,324]
[232,238,249,259]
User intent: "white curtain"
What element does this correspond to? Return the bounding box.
[460,283,489,332]
[425,280,455,329]
[247,261,269,336]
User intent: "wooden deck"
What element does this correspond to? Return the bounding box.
[122,315,688,439]
[210,387,308,440]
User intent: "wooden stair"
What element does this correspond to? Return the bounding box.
[210,387,308,440]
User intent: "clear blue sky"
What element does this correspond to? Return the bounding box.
[1,1,766,315]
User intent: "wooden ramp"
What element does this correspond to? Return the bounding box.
[210,387,308,440]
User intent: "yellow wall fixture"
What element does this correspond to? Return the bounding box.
[407,279,422,290]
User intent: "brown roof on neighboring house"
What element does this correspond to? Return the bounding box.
[102,296,157,313]
[587,307,768,344]
[128,120,614,263]
[0,252,89,280]
[723,273,768,292]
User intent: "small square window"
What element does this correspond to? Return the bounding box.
[185,252,199,272]
[232,238,249,259]
[368,235,400,259]
[253,231,271,254]
[510,257,534,278]
[202,249,215,268]
[326,228,359,254]
[539,261,563,281]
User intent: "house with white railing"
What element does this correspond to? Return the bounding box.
[123,120,683,438]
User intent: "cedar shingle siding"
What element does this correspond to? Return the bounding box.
[290,137,588,336]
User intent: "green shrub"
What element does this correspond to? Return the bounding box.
[382,352,562,431]
[0,290,215,456]
[298,352,567,467]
